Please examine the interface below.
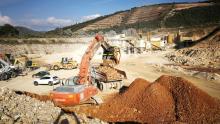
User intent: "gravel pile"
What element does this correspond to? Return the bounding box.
[166,28,220,68]
[96,65,124,81]
[0,88,61,123]
[166,48,220,67]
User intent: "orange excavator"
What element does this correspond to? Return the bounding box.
[50,35,126,106]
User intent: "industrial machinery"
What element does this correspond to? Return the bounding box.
[101,40,121,66]
[1,54,39,70]
[0,58,18,80]
[0,53,40,77]
[50,35,126,106]
[50,57,78,70]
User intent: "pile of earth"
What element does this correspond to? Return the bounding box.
[96,65,125,80]
[0,88,61,123]
[166,27,220,67]
[73,75,220,123]
[0,89,108,124]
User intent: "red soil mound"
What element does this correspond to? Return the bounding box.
[85,75,220,123]
[90,78,176,123]
[155,75,220,123]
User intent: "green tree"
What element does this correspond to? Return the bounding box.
[0,24,19,37]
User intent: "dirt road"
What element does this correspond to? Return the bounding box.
[0,69,78,94]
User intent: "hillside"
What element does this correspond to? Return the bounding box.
[0,24,19,37]
[16,26,45,37]
[0,24,45,38]
[47,1,220,37]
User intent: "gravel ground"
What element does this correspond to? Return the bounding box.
[0,88,61,123]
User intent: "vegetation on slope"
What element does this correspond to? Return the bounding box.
[1,2,219,38]
[47,2,220,37]
[16,26,45,38]
[164,4,220,28]
[0,24,45,38]
[0,24,19,37]
[86,18,162,34]
[46,11,126,37]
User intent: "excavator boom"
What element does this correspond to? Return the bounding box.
[78,35,104,84]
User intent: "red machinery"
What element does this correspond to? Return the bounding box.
[78,35,104,84]
[50,35,122,106]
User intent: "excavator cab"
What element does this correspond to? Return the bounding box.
[51,76,98,106]
[102,46,121,66]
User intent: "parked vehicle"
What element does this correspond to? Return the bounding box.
[32,71,50,78]
[33,76,60,86]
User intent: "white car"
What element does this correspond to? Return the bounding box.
[33,76,60,86]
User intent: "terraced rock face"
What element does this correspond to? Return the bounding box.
[0,38,89,56]
[77,2,213,32]
[80,5,173,31]
[0,43,86,56]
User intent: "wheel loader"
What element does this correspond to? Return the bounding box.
[50,57,78,70]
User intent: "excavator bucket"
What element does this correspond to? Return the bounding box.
[102,46,121,66]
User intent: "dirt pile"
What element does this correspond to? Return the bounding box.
[155,75,220,123]
[77,75,220,123]
[96,65,124,80]
[0,88,61,123]
[166,28,220,67]
[1,89,108,124]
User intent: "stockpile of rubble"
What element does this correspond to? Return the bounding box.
[75,75,220,123]
[166,29,220,68]
[0,88,61,123]
[166,48,220,67]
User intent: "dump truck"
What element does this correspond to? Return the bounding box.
[50,35,126,106]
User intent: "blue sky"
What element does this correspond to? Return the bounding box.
[0,0,203,31]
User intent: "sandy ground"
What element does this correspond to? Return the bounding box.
[118,50,220,99]
[0,49,220,99]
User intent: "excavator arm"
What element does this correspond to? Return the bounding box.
[78,35,104,84]
[78,35,122,84]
